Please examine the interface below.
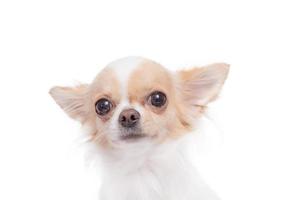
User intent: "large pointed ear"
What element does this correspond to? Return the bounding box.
[49,84,89,122]
[178,63,229,106]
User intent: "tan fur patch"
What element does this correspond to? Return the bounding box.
[89,68,121,123]
[90,68,121,104]
[127,60,172,104]
[127,60,192,141]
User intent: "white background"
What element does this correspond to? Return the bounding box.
[0,0,299,199]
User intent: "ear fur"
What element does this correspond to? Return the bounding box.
[49,84,89,122]
[178,63,229,106]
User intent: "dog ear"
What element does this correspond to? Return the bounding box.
[178,63,229,106]
[49,84,89,122]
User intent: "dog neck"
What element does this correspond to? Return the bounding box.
[101,139,183,175]
[95,137,219,200]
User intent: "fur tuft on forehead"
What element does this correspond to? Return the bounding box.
[105,56,145,101]
[106,57,164,93]
[95,56,170,104]
[106,56,145,70]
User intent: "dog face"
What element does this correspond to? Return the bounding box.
[50,57,229,148]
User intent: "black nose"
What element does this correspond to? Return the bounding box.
[118,109,140,128]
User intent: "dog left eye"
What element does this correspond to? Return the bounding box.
[149,91,167,107]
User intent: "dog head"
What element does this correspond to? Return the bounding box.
[50,57,229,149]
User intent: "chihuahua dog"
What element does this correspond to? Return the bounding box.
[50,57,229,200]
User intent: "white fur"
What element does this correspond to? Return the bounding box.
[107,56,144,100]
[106,57,145,142]
[93,135,220,200]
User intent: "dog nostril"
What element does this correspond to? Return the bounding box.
[130,115,136,121]
[121,116,126,122]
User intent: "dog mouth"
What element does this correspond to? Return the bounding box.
[118,126,147,142]
[119,128,147,141]
[120,133,146,141]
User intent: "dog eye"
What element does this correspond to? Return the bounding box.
[95,98,113,115]
[149,91,167,107]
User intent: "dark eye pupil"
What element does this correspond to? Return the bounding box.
[150,91,166,107]
[95,98,112,115]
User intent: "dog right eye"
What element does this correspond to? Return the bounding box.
[95,98,113,115]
